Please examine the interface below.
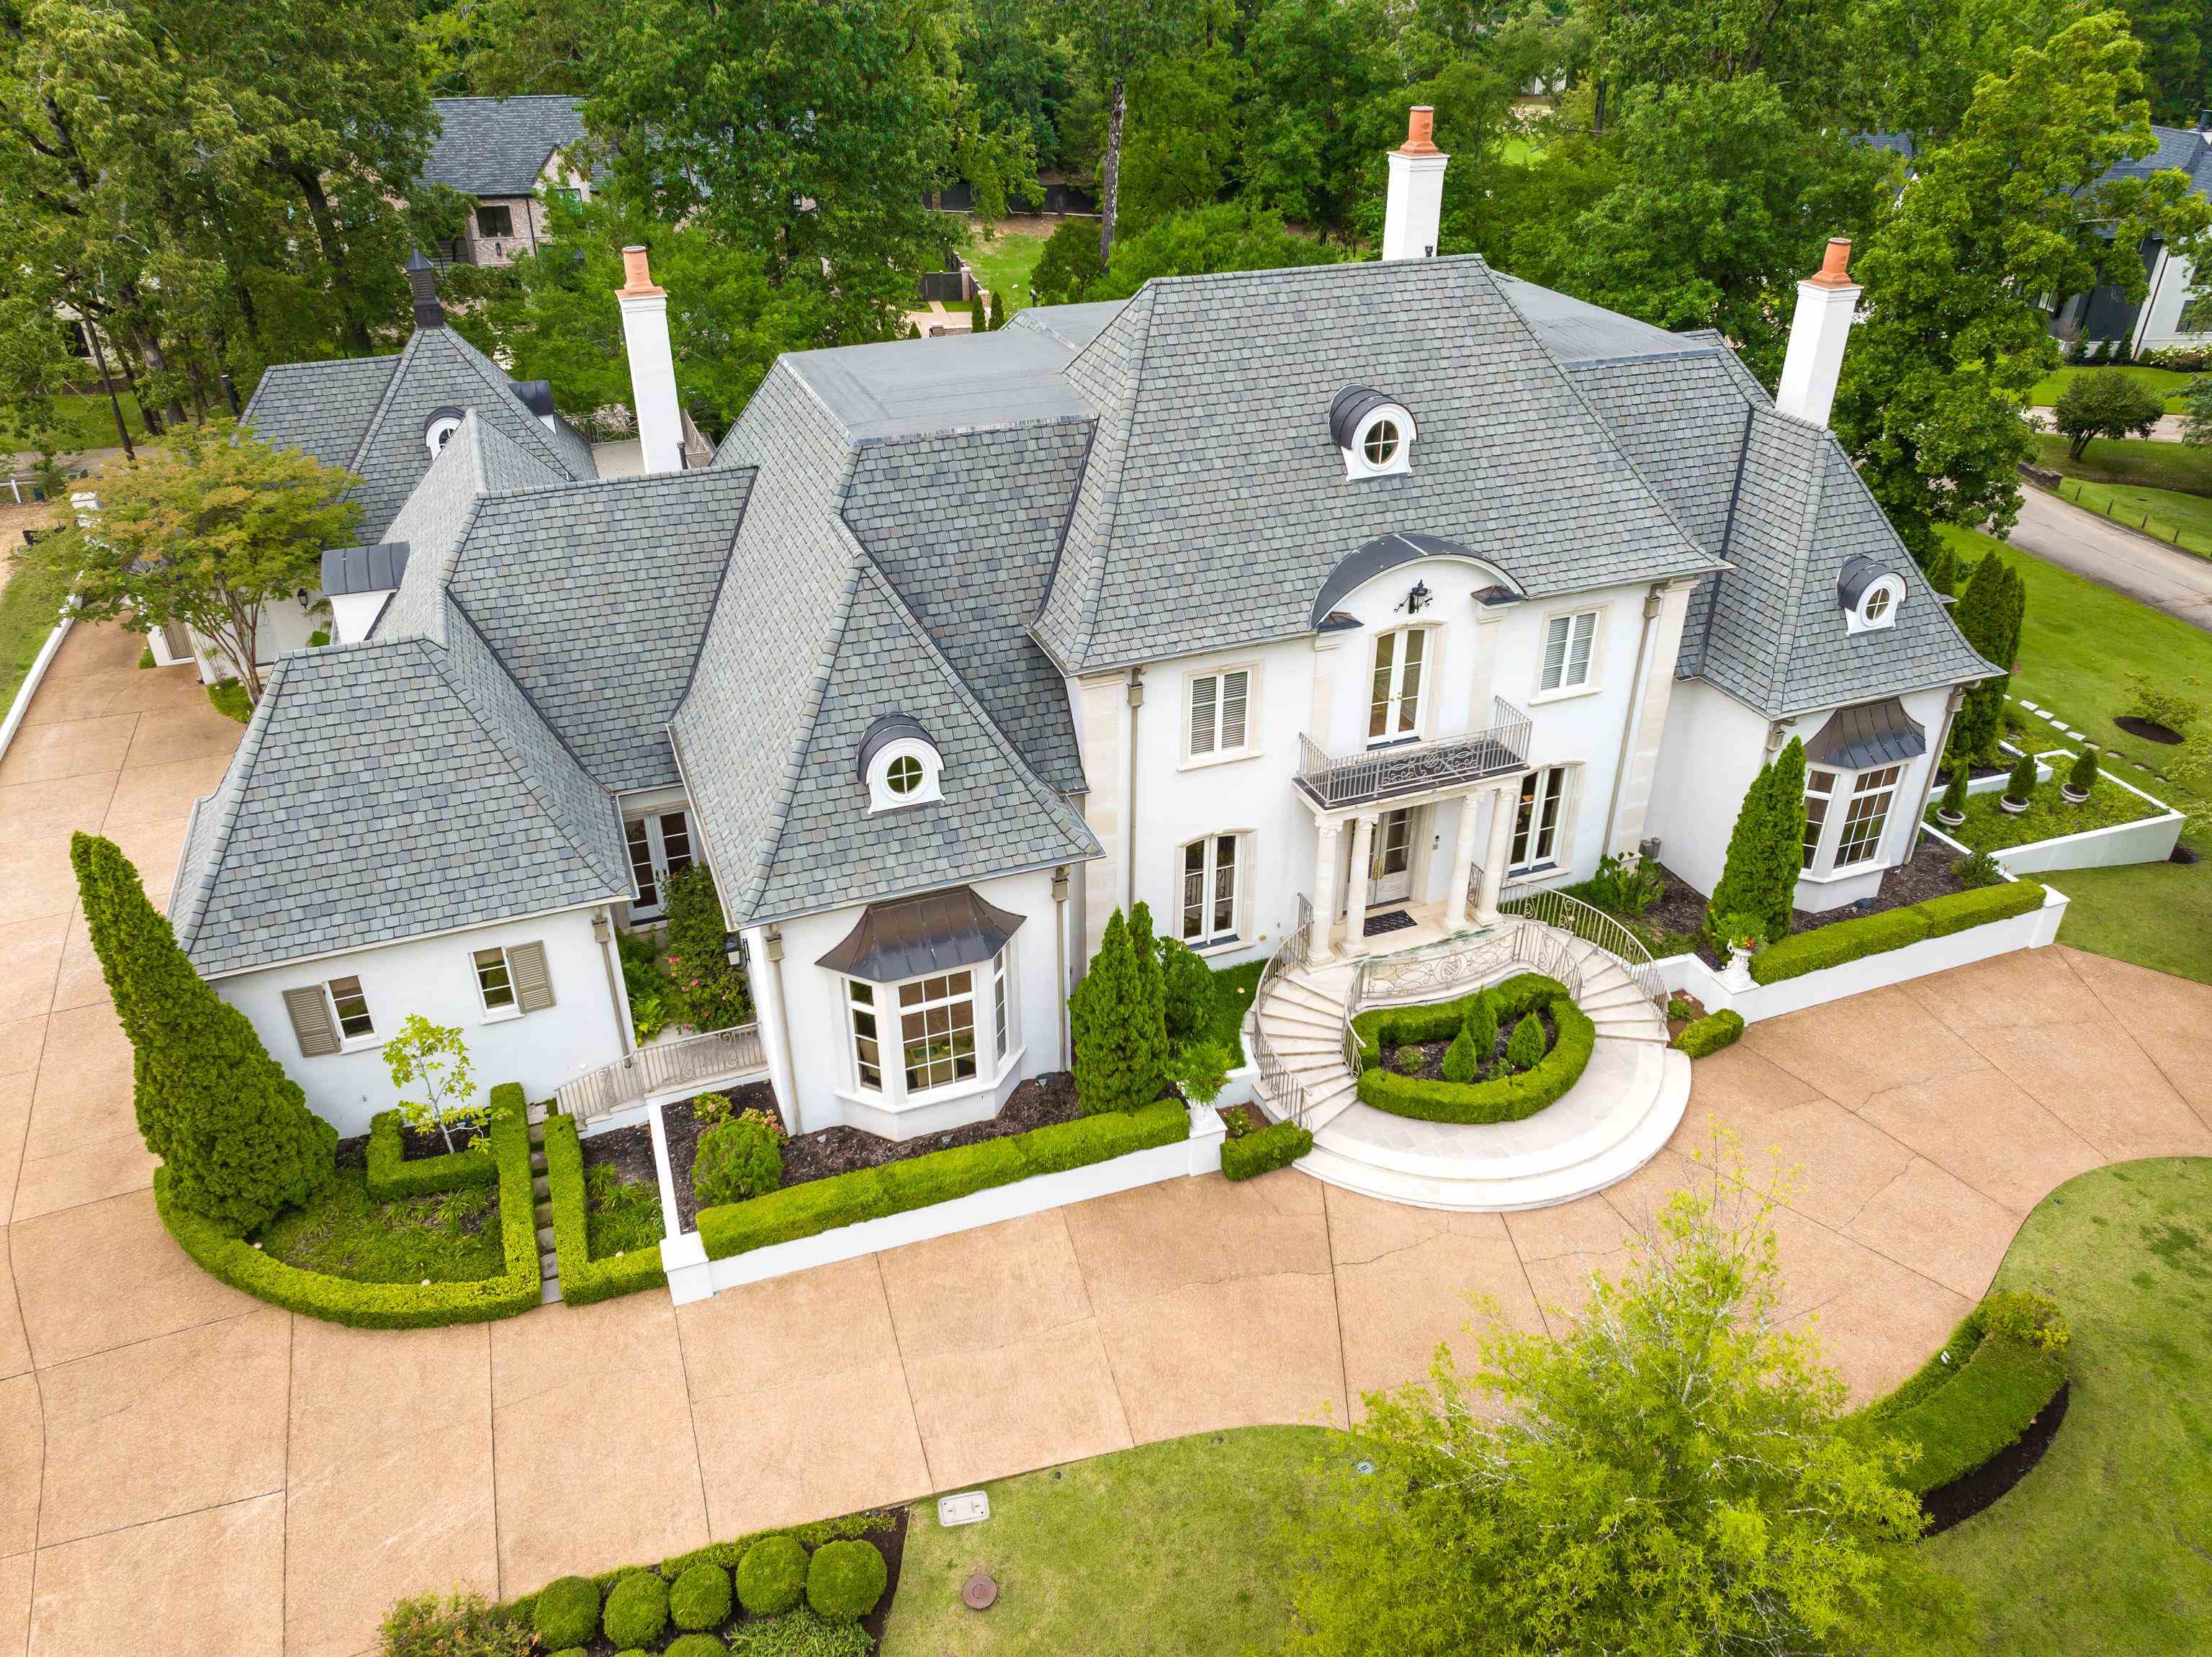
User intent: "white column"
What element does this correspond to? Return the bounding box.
[1444,792,1483,928]
[1308,817,1343,963]
[1342,812,1377,955]
[746,924,804,1135]
[1476,784,1515,925]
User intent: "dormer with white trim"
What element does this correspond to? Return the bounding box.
[1838,555,1904,634]
[858,712,943,812]
[1330,387,1416,480]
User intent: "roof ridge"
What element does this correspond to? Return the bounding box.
[1755,415,1829,709]
[170,655,294,954]
[431,328,584,477]
[1054,283,1159,665]
[348,330,428,476]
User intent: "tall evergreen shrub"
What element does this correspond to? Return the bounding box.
[71,832,335,1234]
[1706,737,1805,946]
[1068,910,1167,1115]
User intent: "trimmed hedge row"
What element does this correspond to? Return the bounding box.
[1221,1120,1312,1180]
[1861,1294,2069,1496]
[365,1108,498,1200]
[544,1110,667,1306]
[1351,974,1596,1126]
[698,1098,1189,1261]
[1750,881,2046,985]
[156,1082,541,1328]
[1671,1007,1745,1058]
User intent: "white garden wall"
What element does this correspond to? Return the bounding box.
[1942,757,2182,872]
[212,903,630,1136]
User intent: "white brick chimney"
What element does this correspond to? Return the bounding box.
[616,245,685,474]
[1382,107,1447,261]
[1775,238,1862,428]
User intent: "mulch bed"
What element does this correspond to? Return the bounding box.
[663,1073,1087,1227]
[1920,1381,2071,1536]
[2114,714,2185,745]
[399,1121,488,1160]
[1216,1102,1267,1136]
[579,1121,656,1190]
[1642,840,1972,970]
[1372,1012,1557,1081]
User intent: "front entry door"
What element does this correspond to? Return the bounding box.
[1368,807,1417,905]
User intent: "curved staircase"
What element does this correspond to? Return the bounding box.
[1251,933,1689,1213]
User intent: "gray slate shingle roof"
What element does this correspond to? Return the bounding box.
[1031,258,1725,674]
[171,603,629,977]
[423,96,587,198]
[238,356,399,475]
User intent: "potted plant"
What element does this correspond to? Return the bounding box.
[2000,752,2039,815]
[1935,765,1970,829]
[2062,748,2098,804]
[1714,911,1764,991]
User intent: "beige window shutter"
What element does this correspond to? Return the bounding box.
[509,941,555,1012]
[282,985,340,1056]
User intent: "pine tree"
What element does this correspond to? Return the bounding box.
[1948,554,2015,765]
[1938,763,1971,820]
[1124,900,1170,1104]
[969,295,986,333]
[1705,763,1775,948]
[1925,542,1959,597]
[1762,738,1808,942]
[1442,1021,1482,1083]
[1505,1012,1547,1072]
[1465,994,1500,1072]
[71,833,335,1234]
[1069,910,1166,1115]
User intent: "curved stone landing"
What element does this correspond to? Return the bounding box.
[1253,935,1690,1212]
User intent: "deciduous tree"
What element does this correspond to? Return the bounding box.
[1058,0,1200,266]
[2054,369,2166,458]
[384,1015,485,1154]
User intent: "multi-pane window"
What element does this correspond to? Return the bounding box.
[328,976,374,1040]
[899,971,980,1092]
[1368,627,1426,741]
[1511,765,1570,871]
[1834,765,1902,867]
[1362,419,1401,467]
[626,810,693,915]
[848,982,884,1090]
[473,948,516,1011]
[1181,834,1240,944]
[1188,668,1251,758]
[1540,611,1599,693]
[992,955,1010,1061]
[1802,770,1836,871]
[475,204,515,238]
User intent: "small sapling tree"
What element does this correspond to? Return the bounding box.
[1504,1012,1547,1072]
[384,1015,486,1154]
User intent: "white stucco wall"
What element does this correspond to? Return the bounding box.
[212,904,630,1137]
[2132,244,2211,352]
[1080,560,1673,969]
[745,867,1069,1142]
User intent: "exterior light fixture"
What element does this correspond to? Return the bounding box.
[1401,580,1431,615]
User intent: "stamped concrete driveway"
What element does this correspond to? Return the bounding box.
[5,623,2212,1657]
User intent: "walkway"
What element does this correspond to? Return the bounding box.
[2010,484,2212,632]
[5,624,2212,1656]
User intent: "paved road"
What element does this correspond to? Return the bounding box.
[2007,484,2212,632]
[6,625,2212,1655]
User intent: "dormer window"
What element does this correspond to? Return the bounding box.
[858,712,943,812]
[1837,557,1904,634]
[423,405,467,457]
[1329,387,1416,480]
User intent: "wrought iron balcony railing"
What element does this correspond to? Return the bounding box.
[1294,696,1532,812]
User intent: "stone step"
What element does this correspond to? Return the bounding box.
[1261,1008,1342,1040]
[531,1175,551,1202]
[532,1200,552,1228]
[529,1151,548,1175]
[539,1274,563,1306]
[1593,1027,1671,1045]
[1580,984,1648,1010]
[526,1119,546,1146]
[1269,982,1344,1018]
[536,1223,557,1252]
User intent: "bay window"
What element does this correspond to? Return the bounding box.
[1835,765,1902,867]
[1802,770,1835,870]
[1800,763,1905,874]
[845,946,1015,1100]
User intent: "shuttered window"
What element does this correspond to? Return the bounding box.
[473,941,554,1015]
[282,985,339,1057]
[1187,668,1252,758]
[1540,611,1599,693]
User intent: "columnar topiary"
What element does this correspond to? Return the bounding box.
[1704,737,1804,946]
[1127,899,1169,1059]
[1068,910,1166,1114]
[1465,993,1499,1066]
[1441,1018,1482,1084]
[71,832,335,1234]
[531,1576,601,1649]
[737,1535,809,1617]
[2004,751,2039,807]
[2067,749,2099,799]
[669,1560,733,1631]
[806,1539,888,1621]
[602,1570,669,1649]
[1159,937,1213,1041]
[1505,1012,1547,1071]
[1948,556,2027,765]
[1937,763,1971,822]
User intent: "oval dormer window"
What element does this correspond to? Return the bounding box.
[423,405,467,458]
[858,713,943,813]
[1330,386,1416,480]
[1837,555,1904,635]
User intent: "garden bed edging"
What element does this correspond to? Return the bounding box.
[1938,757,2182,872]
[663,1101,1226,1303]
[1653,881,2067,1025]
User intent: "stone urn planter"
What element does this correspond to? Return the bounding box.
[2000,795,2030,816]
[1719,942,1758,993]
[2061,783,2090,805]
[1936,804,1967,829]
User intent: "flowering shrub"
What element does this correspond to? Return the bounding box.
[664,866,752,1031]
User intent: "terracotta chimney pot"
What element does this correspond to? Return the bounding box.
[617,244,664,299]
[1804,238,1855,289]
[1398,107,1442,158]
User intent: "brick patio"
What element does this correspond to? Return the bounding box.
[4,623,2210,1656]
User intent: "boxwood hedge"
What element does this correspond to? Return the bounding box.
[1750,881,2046,985]
[364,1107,499,1200]
[1220,1120,1312,1180]
[156,1082,541,1328]
[1859,1292,2069,1496]
[698,1097,1188,1261]
[1671,1007,1745,1058]
[1350,974,1596,1125]
[544,1110,667,1306]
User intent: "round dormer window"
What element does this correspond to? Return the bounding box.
[1863,585,1892,625]
[1362,419,1401,469]
[885,754,925,796]
[1330,386,1416,480]
[1837,556,1905,634]
[858,712,943,813]
[423,405,467,458]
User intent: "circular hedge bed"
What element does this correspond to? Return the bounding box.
[1350,972,1596,1125]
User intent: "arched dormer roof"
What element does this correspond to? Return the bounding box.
[1308,531,1525,629]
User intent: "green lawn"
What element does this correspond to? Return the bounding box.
[1933,772,2165,851]
[1874,1159,2212,1653]
[883,1426,1339,1656]
[2026,364,2195,414]
[253,1164,507,1283]
[2043,475,2212,558]
[1,390,151,457]
[0,544,74,711]
[963,225,1053,316]
[2030,432,2212,495]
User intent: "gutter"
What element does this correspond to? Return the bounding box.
[1601,582,1666,856]
[1125,666,1144,911]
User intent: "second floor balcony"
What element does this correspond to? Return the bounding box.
[1294,696,1532,812]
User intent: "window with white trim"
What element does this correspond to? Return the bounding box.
[1368,627,1428,742]
[899,970,979,1092]
[1180,833,1241,945]
[1539,610,1599,693]
[844,945,1017,1100]
[1187,666,1253,760]
[1510,765,1572,873]
[848,982,884,1090]
[1833,765,1902,867]
[865,737,943,812]
[626,810,693,917]
[328,976,374,1040]
[1802,769,1836,870]
[473,948,517,1012]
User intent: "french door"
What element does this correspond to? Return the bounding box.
[1367,627,1428,742]
[625,810,693,918]
[1344,807,1419,912]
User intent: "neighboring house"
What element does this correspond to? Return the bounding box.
[174,109,1991,1145]
[421,95,595,268]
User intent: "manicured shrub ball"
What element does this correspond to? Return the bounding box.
[670,1560,734,1631]
[602,1569,670,1650]
[737,1535,809,1616]
[665,1637,730,1657]
[806,1539,889,1621]
[531,1576,600,1650]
